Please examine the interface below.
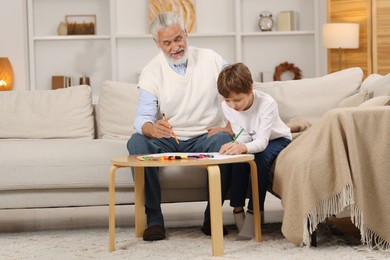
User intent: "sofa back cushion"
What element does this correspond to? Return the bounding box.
[253,67,363,123]
[360,72,390,98]
[0,85,94,139]
[97,81,138,139]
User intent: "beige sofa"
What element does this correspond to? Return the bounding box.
[3,67,386,230]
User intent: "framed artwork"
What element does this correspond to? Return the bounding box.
[148,0,196,33]
[65,15,96,35]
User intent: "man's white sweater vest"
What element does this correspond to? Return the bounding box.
[139,47,225,138]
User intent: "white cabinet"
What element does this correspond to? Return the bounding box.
[27,0,323,100]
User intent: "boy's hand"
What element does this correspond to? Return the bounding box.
[219,142,247,155]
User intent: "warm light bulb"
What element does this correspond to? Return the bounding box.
[0,80,7,87]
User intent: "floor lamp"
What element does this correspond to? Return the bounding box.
[323,23,360,71]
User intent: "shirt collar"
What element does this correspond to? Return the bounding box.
[170,60,188,69]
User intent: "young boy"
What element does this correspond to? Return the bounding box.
[217,63,292,240]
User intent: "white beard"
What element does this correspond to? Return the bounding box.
[164,47,188,65]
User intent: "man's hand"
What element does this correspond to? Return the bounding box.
[219,142,247,155]
[142,120,173,139]
[207,122,235,138]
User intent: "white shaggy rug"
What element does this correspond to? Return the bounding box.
[1,223,390,260]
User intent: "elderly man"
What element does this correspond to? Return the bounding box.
[127,12,234,241]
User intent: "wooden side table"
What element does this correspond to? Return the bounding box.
[108,154,262,256]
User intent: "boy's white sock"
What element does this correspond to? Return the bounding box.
[233,210,245,232]
[236,210,254,241]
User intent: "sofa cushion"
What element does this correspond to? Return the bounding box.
[358,96,390,107]
[0,139,132,191]
[338,90,369,107]
[98,81,138,139]
[0,85,94,139]
[360,73,390,98]
[253,67,363,124]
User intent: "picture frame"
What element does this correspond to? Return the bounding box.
[65,15,96,35]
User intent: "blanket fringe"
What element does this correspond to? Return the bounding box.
[350,204,390,250]
[303,184,353,246]
[302,184,390,250]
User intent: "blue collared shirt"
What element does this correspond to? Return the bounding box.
[133,59,227,134]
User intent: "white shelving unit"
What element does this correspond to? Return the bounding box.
[27,0,323,100]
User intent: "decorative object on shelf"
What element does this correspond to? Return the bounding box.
[65,15,96,35]
[52,75,72,89]
[323,23,360,71]
[57,21,68,36]
[277,11,298,31]
[258,11,274,31]
[148,0,196,33]
[79,76,90,86]
[0,57,14,91]
[273,62,302,81]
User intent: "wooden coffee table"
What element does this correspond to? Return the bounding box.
[108,154,262,256]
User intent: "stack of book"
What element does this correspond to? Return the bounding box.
[52,75,72,89]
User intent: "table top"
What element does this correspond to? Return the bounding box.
[111,154,254,167]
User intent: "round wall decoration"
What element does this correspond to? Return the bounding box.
[273,62,302,81]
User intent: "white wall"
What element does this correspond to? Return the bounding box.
[0,0,29,90]
[0,0,328,91]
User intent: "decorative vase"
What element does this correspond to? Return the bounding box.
[57,22,68,36]
[79,76,90,86]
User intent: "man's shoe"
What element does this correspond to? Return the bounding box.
[201,222,228,236]
[143,225,166,241]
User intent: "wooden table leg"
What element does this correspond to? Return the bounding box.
[248,161,262,242]
[207,165,224,257]
[134,166,146,238]
[109,165,118,252]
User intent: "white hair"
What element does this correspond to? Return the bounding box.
[149,12,186,41]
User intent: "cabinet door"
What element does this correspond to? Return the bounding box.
[373,0,390,75]
[327,0,372,77]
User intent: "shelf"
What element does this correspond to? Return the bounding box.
[34,35,111,41]
[116,32,236,39]
[241,31,315,37]
[27,0,323,96]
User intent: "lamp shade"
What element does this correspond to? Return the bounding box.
[323,23,360,49]
[0,57,14,91]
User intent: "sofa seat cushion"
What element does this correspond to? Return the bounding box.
[0,85,94,139]
[0,138,209,193]
[253,67,363,124]
[159,166,207,189]
[0,139,132,191]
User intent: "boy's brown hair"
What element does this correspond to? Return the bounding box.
[217,63,253,98]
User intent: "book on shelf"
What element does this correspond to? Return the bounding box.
[52,75,72,89]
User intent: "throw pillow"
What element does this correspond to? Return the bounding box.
[358,96,390,107]
[360,73,390,98]
[287,117,312,133]
[338,90,369,108]
[0,85,94,139]
[253,67,363,124]
[97,81,139,139]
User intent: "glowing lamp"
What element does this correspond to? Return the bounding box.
[0,57,14,91]
[322,23,359,71]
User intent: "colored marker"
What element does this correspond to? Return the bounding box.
[232,128,244,143]
[162,113,179,144]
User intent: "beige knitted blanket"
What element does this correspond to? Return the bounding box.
[273,106,390,250]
